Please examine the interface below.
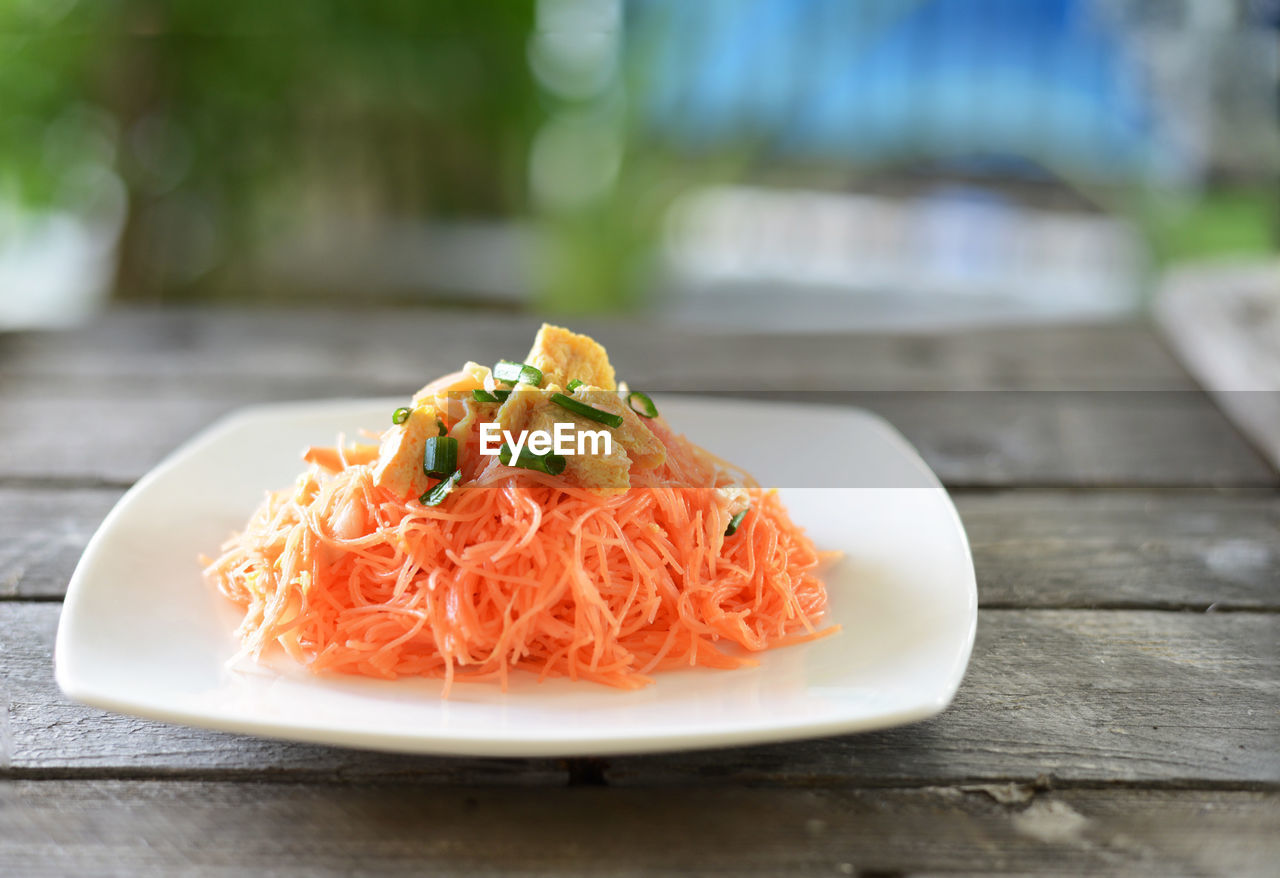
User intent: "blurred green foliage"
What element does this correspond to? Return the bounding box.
[1,0,538,298]
[1143,188,1278,265]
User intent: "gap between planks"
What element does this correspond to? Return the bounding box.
[1,766,1278,793]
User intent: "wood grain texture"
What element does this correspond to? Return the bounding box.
[601,609,1280,788]
[4,603,1276,784]
[0,780,1275,877]
[1,308,1197,390]
[0,488,123,598]
[955,491,1280,610]
[0,607,565,784]
[844,390,1276,488]
[4,488,1276,607]
[0,385,292,486]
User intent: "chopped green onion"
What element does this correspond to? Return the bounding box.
[725,507,750,537]
[392,406,411,425]
[566,379,584,392]
[626,391,658,418]
[472,388,510,403]
[499,444,567,476]
[549,393,624,428]
[423,436,458,478]
[493,360,543,386]
[436,417,448,436]
[419,470,461,507]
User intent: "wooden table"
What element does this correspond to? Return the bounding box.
[2,309,1277,876]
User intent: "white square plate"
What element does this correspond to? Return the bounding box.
[56,397,976,757]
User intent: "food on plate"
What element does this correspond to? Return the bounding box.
[202,325,835,692]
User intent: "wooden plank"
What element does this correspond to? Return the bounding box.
[956,492,1280,610]
[0,385,321,486]
[0,309,525,390]
[735,598,1269,781]
[2,309,1197,391]
[0,488,123,598]
[1,381,1272,487]
[4,603,1276,784]
[848,390,1277,488]
[0,781,1275,876]
[0,600,557,784]
[5,488,1278,609]
[602,609,1280,788]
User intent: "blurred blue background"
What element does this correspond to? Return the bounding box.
[642,0,1182,181]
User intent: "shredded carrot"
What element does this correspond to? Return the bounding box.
[203,422,836,693]
[302,442,379,473]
